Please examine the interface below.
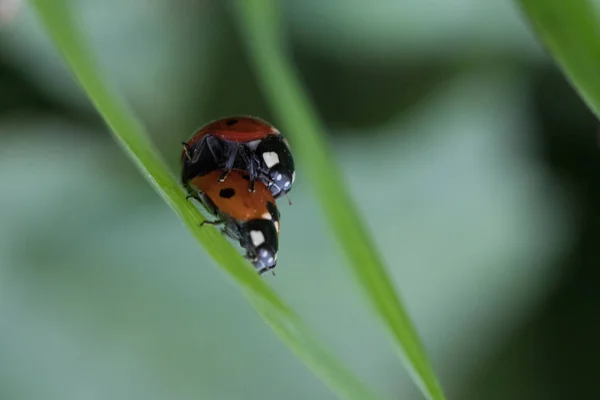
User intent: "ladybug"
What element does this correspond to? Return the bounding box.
[181,116,295,200]
[186,169,281,274]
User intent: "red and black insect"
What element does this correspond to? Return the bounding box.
[186,169,280,274]
[181,116,295,200]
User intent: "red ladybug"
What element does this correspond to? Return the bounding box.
[186,169,280,274]
[181,116,295,200]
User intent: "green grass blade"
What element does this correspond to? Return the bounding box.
[234,1,446,399]
[517,0,600,118]
[29,1,386,399]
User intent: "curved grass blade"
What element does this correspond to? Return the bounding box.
[517,0,600,119]
[29,1,386,399]
[233,1,446,399]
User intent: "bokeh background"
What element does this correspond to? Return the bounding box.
[0,1,598,399]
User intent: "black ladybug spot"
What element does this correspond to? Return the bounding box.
[267,201,280,221]
[219,188,236,199]
[226,119,238,126]
[241,174,251,181]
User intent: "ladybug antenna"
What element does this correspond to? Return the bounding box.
[271,181,293,206]
[281,191,293,206]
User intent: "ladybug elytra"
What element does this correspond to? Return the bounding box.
[181,116,295,200]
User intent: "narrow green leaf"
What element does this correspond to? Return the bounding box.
[233,1,446,399]
[518,0,600,118]
[29,1,385,399]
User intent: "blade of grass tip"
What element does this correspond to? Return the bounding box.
[234,1,446,399]
[29,1,386,399]
[517,0,600,119]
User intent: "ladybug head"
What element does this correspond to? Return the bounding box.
[256,135,295,198]
[266,165,294,198]
[242,219,279,274]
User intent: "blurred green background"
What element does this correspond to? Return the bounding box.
[0,1,597,399]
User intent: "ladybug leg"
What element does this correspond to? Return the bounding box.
[181,142,192,161]
[183,139,208,164]
[191,138,209,164]
[247,169,256,192]
[244,251,259,264]
[246,157,258,193]
[186,194,202,203]
[239,148,258,193]
[200,219,225,227]
[183,182,199,202]
[217,144,241,183]
[204,136,221,163]
[218,169,231,183]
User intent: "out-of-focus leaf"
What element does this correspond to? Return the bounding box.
[284,0,543,62]
[0,0,212,133]
[517,0,600,119]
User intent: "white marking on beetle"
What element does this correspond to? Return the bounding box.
[262,212,272,220]
[267,257,274,264]
[250,230,265,247]
[274,221,280,233]
[292,171,296,183]
[274,253,278,261]
[276,173,282,181]
[246,139,261,151]
[284,181,290,188]
[263,151,280,168]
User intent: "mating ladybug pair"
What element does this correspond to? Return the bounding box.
[181,116,295,274]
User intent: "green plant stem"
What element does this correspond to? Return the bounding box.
[234,1,446,400]
[30,1,385,399]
